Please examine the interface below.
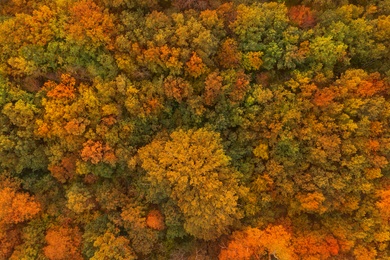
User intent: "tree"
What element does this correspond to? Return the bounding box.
[376,188,390,222]
[203,71,223,106]
[163,76,192,103]
[9,216,48,260]
[65,183,96,214]
[219,225,295,260]
[0,187,41,225]
[288,5,316,29]
[216,38,242,69]
[230,2,289,57]
[1,96,47,174]
[0,184,41,259]
[228,70,250,103]
[293,231,340,259]
[146,209,165,231]
[44,225,83,260]
[297,191,327,214]
[91,230,136,260]
[81,140,117,165]
[0,5,57,62]
[66,0,116,50]
[120,204,159,255]
[353,245,377,260]
[48,155,77,183]
[317,5,385,71]
[141,45,183,75]
[307,36,348,78]
[138,128,243,240]
[242,51,263,71]
[170,13,219,58]
[185,51,207,78]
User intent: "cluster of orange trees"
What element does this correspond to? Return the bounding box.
[1,0,390,259]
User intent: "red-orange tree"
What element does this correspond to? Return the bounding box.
[0,184,41,259]
[219,225,295,260]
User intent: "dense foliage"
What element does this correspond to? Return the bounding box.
[1,0,390,259]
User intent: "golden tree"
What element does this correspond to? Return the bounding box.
[138,128,242,240]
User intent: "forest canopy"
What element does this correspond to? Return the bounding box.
[1,0,390,259]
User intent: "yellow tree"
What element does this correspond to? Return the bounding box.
[91,230,136,260]
[138,128,242,240]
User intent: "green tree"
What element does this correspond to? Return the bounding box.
[0,82,47,174]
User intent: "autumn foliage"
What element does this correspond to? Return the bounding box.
[146,209,165,231]
[288,5,316,29]
[138,128,242,240]
[44,226,83,260]
[0,187,41,225]
[219,225,294,260]
[376,189,390,222]
[0,185,41,259]
[1,0,390,259]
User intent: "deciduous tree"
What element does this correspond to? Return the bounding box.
[219,225,295,260]
[44,225,83,260]
[138,128,243,240]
